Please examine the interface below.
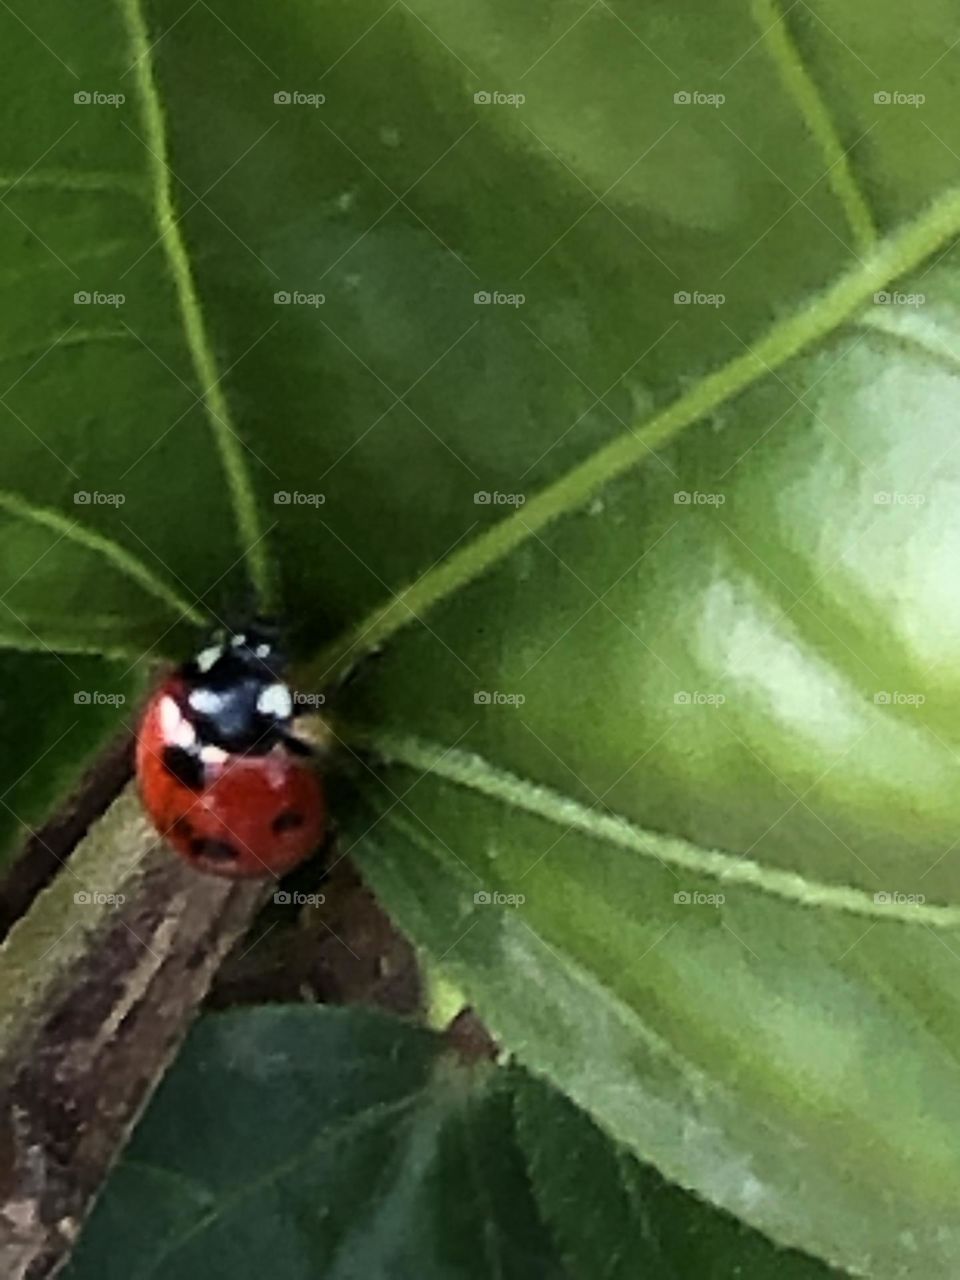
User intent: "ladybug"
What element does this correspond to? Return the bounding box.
[136,626,325,878]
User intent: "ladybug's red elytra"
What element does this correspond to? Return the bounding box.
[136,627,325,879]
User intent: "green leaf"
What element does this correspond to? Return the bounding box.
[514,1072,836,1280]
[293,8,960,1275]
[16,0,960,659]
[62,1005,565,1280]
[0,651,142,868]
[341,293,960,1274]
[64,1005,832,1279]
[0,490,205,656]
[0,0,266,661]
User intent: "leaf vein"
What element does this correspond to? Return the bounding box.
[751,0,878,253]
[0,488,207,625]
[117,0,273,608]
[367,730,960,928]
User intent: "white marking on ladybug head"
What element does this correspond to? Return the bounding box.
[257,682,293,720]
[159,695,196,749]
[188,687,224,716]
[232,633,247,647]
[200,744,229,765]
[255,643,271,659]
[195,644,223,674]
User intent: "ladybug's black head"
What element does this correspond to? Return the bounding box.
[180,626,294,755]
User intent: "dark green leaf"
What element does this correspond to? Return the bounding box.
[64,1006,565,1280]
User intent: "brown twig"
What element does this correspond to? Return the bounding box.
[0,788,268,1278]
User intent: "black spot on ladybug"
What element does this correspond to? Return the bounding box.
[169,817,194,839]
[271,809,304,835]
[162,746,205,790]
[189,837,240,863]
